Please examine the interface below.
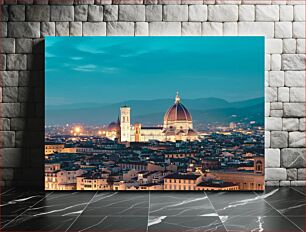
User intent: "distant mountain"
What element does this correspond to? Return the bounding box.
[45,97,264,126]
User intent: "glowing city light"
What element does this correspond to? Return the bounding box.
[75,127,81,133]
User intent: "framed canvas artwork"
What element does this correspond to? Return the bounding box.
[45,37,264,191]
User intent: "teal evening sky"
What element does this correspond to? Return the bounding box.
[45,36,264,106]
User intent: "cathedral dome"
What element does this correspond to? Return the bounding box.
[164,92,192,123]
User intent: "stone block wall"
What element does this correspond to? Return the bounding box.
[0,0,305,187]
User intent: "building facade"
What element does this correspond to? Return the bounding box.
[116,93,199,143]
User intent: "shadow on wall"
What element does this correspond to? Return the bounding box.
[14,39,45,188]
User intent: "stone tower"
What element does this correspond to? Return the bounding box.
[120,106,131,142]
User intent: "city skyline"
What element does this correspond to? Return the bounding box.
[45,36,264,106]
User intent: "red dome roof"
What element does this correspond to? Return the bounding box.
[164,93,192,122]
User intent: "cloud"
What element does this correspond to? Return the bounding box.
[120,50,149,58]
[101,67,119,74]
[73,64,97,72]
[71,57,83,61]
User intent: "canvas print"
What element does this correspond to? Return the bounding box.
[45,37,264,191]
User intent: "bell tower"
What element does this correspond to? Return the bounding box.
[120,106,131,142]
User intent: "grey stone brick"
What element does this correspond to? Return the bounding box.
[0,148,23,168]
[107,22,134,36]
[270,102,282,110]
[270,131,288,148]
[145,5,162,22]
[0,38,15,53]
[280,181,290,186]
[294,5,305,21]
[299,118,305,131]
[297,39,305,54]
[88,5,103,22]
[297,168,305,180]
[289,131,305,147]
[104,5,118,21]
[266,117,282,131]
[290,87,305,102]
[265,54,270,71]
[144,0,158,3]
[265,39,282,54]
[282,54,305,71]
[0,54,6,71]
[83,22,106,36]
[3,87,18,102]
[189,5,207,21]
[281,148,305,168]
[265,87,277,102]
[265,103,270,117]
[70,22,82,36]
[74,0,94,3]
[75,5,88,21]
[265,131,270,148]
[95,0,112,4]
[0,118,10,131]
[271,54,281,71]
[238,22,274,38]
[202,22,222,35]
[8,22,40,38]
[51,6,74,21]
[284,103,305,117]
[119,5,145,22]
[0,22,8,37]
[239,5,254,21]
[269,71,284,87]
[7,54,27,71]
[3,103,20,117]
[283,39,296,54]
[255,5,279,21]
[33,0,48,3]
[49,0,74,4]
[41,22,55,36]
[163,5,188,21]
[290,181,306,186]
[9,5,25,21]
[265,149,280,168]
[270,110,283,117]
[265,168,287,181]
[1,5,9,21]
[293,22,305,38]
[26,5,50,22]
[16,39,32,53]
[278,88,290,103]
[287,168,297,180]
[1,71,18,86]
[182,22,201,36]
[266,181,280,186]
[0,131,15,148]
[283,118,299,131]
[55,22,69,36]
[113,0,143,3]
[149,22,181,36]
[280,5,293,21]
[285,71,305,87]
[223,22,237,36]
[135,22,148,36]
[275,22,292,39]
[208,5,238,22]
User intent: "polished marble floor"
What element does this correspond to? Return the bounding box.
[0,187,305,232]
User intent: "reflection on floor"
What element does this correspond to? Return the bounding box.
[0,187,305,231]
